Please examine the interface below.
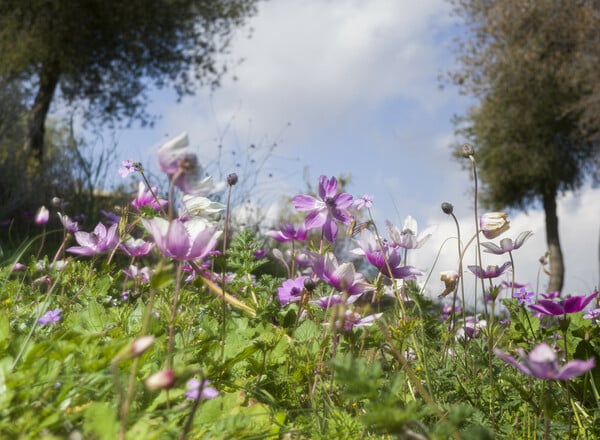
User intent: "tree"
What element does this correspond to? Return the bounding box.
[0,0,258,166]
[450,0,600,292]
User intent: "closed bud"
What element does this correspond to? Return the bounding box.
[441,202,454,215]
[35,206,49,225]
[145,369,175,391]
[461,143,474,158]
[131,335,155,357]
[51,197,63,208]
[227,173,238,186]
[304,278,316,292]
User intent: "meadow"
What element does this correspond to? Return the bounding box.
[1,134,599,439]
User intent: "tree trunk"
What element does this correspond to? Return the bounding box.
[542,189,564,293]
[24,60,60,166]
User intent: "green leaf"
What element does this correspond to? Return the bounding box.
[83,402,118,440]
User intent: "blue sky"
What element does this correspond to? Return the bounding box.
[86,0,598,300]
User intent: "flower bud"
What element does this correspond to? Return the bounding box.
[35,206,50,225]
[227,173,238,186]
[131,335,155,357]
[51,197,63,208]
[145,369,175,391]
[479,212,510,239]
[461,143,474,158]
[304,278,316,292]
[441,202,454,215]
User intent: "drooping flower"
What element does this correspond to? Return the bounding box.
[57,212,79,233]
[481,231,534,255]
[267,222,307,243]
[35,206,49,225]
[439,270,459,298]
[480,212,510,239]
[353,194,374,210]
[119,237,154,257]
[467,262,512,279]
[513,288,535,305]
[67,222,119,256]
[142,217,221,261]
[310,252,372,296]
[38,308,61,325]
[132,182,167,212]
[529,290,598,316]
[277,276,308,306]
[185,378,219,401]
[494,343,595,380]
[292,175,353,242]
[386,216,435,250]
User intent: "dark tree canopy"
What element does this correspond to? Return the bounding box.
[0,0,258,163]
[450,0,600,292]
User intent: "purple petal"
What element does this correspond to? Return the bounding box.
[556,358,596,380]
[529,300,565,316]
[165,220,191,258]
[292,194,319,211]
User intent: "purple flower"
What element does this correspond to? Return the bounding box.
[292,175,353,242]
[501,280,529,290]
[481,231,533,255]
[494,343,595,380]
[35,206,49,225]
[467,262,512,279]
[353,194,373,210]
[57,212,79,233]
[583,308,600,323]
[513,288,535,305]
[123,265,152,283]
[132,182,167,212]
[267,222,307,242]
[312,294,344,308]
[278,276,308,306]
[529,291,598,316]
[101,210,121,226]
[310,252,372,296]
[67,222,119,256]
[253,248,268,260]
[386,216,434,250]
[38,308,61,325]
[480,212,510,239]
[142,217,221,261]
[185,378,219,401]
[353,230,423,280]
[157,133,212,195]
[118,160,140,178]
[337,310,383,331]
[119,237,154,257]
[541,291,561,300]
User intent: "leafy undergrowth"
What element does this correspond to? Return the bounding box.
[1,139,599,439]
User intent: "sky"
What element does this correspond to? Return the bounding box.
[88,0,599,301]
